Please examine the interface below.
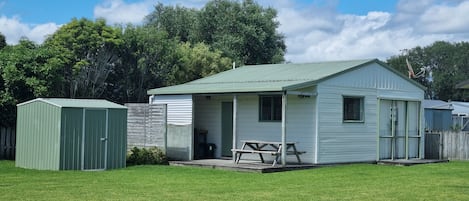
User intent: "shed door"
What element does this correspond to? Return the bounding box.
[378,100,421,160]
[83,109,107,170]
[221,102,233,157]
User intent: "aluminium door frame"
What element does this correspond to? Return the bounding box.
[377,98,422,161]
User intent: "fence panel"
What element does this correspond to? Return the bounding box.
[428,131,469,160]
[125,103,167,151]
[0,127,16,160]
[443,132,469,160]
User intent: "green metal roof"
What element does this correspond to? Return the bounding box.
[17,98,127,109]
[147,59,422,95]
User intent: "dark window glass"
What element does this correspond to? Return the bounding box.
[259,95,282,121]
[343,97,364,121]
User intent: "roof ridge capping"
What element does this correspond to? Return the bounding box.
[17,98,126,109]
[188,58,378,84]
[242,58,377,67]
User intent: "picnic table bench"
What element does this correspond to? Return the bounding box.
[231,140,305,166]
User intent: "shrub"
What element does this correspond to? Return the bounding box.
[127,147,168,166]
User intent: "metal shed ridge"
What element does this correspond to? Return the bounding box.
[17,98,127,109]
[147,58,422,95]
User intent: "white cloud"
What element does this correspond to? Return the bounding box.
[93,0,210,24]
[3,0,469,64]
[419,1,469,33]
[0,15,59,44]
[0,15,28,44]
[28,23,60,42]
[276,0,469,63]
[94,0,155,24]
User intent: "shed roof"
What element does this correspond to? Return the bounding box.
[422,100,452,110]
[17,98,127,109]
[148,58,424,95]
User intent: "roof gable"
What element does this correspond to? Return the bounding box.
[148,59,424,95]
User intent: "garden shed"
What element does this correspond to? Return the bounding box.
[422,100,453,131]
[16,98,127,171]
[148,59,426,165]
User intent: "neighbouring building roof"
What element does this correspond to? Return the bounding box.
[422,100,469,114]
[147,58,424,95]
[17,98,127,109]
[451,101,469,115]
[422,100,453,110]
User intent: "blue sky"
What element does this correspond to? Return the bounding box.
[1,0,469,62]
[1,0,398,24]
[0,0,99,24]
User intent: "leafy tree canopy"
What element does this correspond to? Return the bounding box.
[43,18,123,98]
[145,0,286,66]
[0,39,53,126]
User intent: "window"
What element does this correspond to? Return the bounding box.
[343,96,364,122]
[259,95,282,121]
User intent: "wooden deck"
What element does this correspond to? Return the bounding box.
[377,159,449,166]
[170,159,450,173]
[169,159,318,173]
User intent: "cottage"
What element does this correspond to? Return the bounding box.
[147,59,425,165]
[16,98,127,170]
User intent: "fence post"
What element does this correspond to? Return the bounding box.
[439,132,443,160]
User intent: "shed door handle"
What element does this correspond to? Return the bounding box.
[101,137,107,141]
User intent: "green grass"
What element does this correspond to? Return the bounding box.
[1,161,468,201]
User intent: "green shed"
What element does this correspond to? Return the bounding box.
[16,98,127,171]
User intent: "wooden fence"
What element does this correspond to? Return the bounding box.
[425,131,469,160]
[0,127,15,160]
[125,103,167,151]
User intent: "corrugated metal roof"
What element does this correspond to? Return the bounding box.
[148,58,422,95]
[422,100,452,109]
[17,98,127,109]
[451,101,469,115]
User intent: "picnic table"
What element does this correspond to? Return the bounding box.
[231,140,305,166]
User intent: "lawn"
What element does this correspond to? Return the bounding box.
[1,160,468,201]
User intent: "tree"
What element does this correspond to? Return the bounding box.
[145,3,198,43]
[0,32,6,49]
[0,39,53,126]
[117,25,232,102]
[197,0,285,65]
[145,0,286,66]
[73,45,119,98]
[167,42,232,85]
[387,41,469,101]
[43,18,123,99]
[117,25,184,102]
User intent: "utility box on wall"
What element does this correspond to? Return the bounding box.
[16,98,127,171]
